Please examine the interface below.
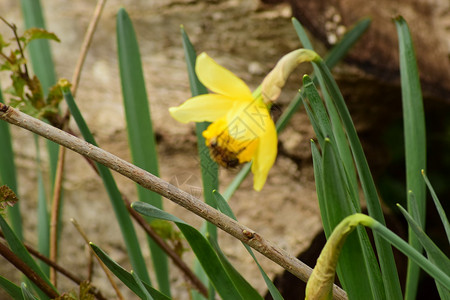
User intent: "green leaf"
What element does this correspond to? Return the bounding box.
[310,141,330,237]
[22,28,60,48]
[322,139,381,300]
[301,75,332,145]
[0,87,23,240]
[131,271,154,300]
[20,0,57,95]
[116,8,169,296]
[20,0,60,188]
[369,219,450,289]
[312,58,402,299]
[0,276,22,299]
[395,16,427,300]
[132,202,244,300]
[212,190,284,300]
[422,171,450,242]
[397,204,450,299]
[60,83,151,284]
[181,26,219,300]
[181,26,219,237]
[34,136,50,277]
[208,236,263,300]
[0,214,56,299]
[21,283,38,300]
[90,243,170,300]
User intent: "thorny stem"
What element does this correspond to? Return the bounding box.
[0,231,107,300]
[71,219,125,300]
[0,241,59,298]
[0,102,348,300]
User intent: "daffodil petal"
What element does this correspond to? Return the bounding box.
[196,53,253,101]
[226,99,271,141]
[169,94,234,123]
[251,119,277,191]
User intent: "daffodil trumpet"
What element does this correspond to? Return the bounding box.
[170,50,317,191]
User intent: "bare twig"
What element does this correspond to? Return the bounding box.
[49,0,106,285]
[0,241,59,298]
[70,0,107,97]
[59,1,208,294]
[0,103,348,300]
[71,218,125,300]
[0,231,107,299]
[49,144,66,287]
[0,16,29,78]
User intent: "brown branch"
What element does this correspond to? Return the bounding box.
[49,144,66,286]
[0,231,107,300]
[0,241,59,298]
[70,0,107,98]
[0,16,30,79]
[123,195,209,297]
[0,103,348,300]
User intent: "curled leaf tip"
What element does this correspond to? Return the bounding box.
[306,214,374,299]
[261,49,319,104]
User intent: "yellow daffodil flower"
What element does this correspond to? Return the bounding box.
[169,53,277,191]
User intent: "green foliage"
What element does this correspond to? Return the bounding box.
[0,21,62,123]
[132,202,247,299]
[0,276,22,299]
[395,16,427,300]
[60,82,151,284]
[0,185,19,213]
[116,8,169,295]
[90,243,170,300]
[1,4,448,300]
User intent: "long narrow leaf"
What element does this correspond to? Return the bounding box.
[131,271,154,300]
[369,219,450,289]
[397,204,450,299]
[0,276,22,299]
[60,83,151,284]
[90,243,170,300]
[208,236,263,300]
[181,26,219,237]
[20,0,57,93]
[34,136,50,276]
[422,171,450,242]
[116,8,169,295]
[20,0,60,184]
[310,141,330,237]
[0,214,56,299]
[212,190,284,300]
[21,283,38,300]
[293,18,360,213]
[322,139,380,299]
[181,26,219,300]
[20,0,59,278]
[132,201,244,300]
[0,88,23,240]
[395,17,427,300]
[312,57,402,299]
